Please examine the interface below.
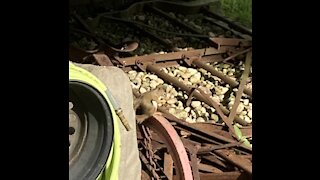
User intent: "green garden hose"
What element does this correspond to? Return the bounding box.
[69,62,121,180]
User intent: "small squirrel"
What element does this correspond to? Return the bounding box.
[133,85,166,124]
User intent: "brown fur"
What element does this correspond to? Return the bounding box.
[134,85,166,124]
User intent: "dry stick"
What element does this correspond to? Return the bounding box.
[185,87,197,107]
[228,51,252,125]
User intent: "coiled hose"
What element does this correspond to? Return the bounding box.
[69,62,120,180]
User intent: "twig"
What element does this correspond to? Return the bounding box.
[228,51,252,124]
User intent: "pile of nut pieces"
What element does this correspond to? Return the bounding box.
[127,58,252,128]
